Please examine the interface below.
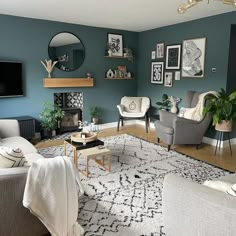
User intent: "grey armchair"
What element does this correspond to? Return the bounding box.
[154,91,212,151]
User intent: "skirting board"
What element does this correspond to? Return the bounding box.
[97,120,236,148]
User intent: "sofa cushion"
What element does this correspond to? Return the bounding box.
[0,146,26,168]
[0,136,37,155]
[24,153,44,166]
[203,180,236,197]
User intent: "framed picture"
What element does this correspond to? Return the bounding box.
[107,33,123,57]
[151,62,164,84]
[175,71,181,80]
[181,37,206,78]
[151,51,156,60]
[166,44,181,69]
[156,43,165,58]
[164,72,173,87]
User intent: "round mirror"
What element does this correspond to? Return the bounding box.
[48,32,85,71]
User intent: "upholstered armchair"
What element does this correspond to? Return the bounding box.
[154,91,212,151]
[117,96,150,133]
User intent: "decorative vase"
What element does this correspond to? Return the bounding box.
[170,102,177,113]
[215,120,233,132]
[108,49,112,56]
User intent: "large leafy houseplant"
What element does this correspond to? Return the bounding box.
[203,88,236,126]
[39,102,65,132]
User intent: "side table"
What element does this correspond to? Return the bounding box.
[64,139,104,168]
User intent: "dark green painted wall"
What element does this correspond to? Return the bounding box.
[137,12,236,139]
[1,12,236,139]
[0,14,138,125]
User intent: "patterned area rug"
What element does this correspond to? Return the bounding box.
[38,134,230,236]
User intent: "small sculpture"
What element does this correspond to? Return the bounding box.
[40,59,58,78]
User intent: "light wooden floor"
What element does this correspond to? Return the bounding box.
[35,124,236,172]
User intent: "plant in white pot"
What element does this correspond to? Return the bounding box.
[39,102,65,137]
[203,88,236,132]
[90,106,99,124]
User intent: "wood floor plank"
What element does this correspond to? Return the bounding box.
[35,124,236,172]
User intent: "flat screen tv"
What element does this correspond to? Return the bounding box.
[0,61,23,97]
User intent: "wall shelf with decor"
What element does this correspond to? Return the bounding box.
[104,55,133,60]
[104,77,134,80]
[43,78,94,88]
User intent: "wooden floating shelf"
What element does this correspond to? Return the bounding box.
[104,56,133,59]
[104,77,134,80]
[43,78,94,88]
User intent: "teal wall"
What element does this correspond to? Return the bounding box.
[1,12,236,138]
[137,12,236,138]
[0,14,138,125]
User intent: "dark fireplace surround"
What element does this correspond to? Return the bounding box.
[54,92,83,133]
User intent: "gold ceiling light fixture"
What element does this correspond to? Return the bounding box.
[177,0,236,14]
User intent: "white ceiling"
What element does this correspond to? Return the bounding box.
[0,0,235,32]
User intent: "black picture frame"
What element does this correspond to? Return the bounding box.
[166,44,181,69]
[107,33,123,57]
[151,62,164,84]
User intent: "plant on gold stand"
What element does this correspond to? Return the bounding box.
[203,88,236,132]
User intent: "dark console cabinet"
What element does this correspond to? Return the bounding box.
[7,116,35,140]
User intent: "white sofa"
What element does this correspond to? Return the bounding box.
[162,173,236,236]
[0,119,48,236]
[0,119,44,165]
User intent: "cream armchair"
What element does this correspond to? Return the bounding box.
[117,96,150,133]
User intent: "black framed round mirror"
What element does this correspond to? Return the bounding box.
[48,32,85,71]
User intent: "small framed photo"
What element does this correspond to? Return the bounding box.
[175,71,181,80]
[151,62,164,84]
[164,72,173,87]
[156,43,165,58]
[181,37,206,78]
[107,33,123,57]
[166,44,181,69]
[151,51,156,59]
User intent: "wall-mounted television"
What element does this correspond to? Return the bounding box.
[0,61,23,98]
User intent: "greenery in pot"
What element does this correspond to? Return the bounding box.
[39,102,65,132]
[203,88,236,126]
[90,106,98,118]
[156,94,172,111]
[90,106,99,123]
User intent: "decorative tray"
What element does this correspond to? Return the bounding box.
[71,132,97,143]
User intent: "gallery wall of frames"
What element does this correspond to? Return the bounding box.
[150,38,206,87]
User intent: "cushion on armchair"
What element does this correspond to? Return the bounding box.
[123,97,142,113]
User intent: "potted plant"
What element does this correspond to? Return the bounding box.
[39,102,65,137]
[203,88,236,131]
[90,106,99,124]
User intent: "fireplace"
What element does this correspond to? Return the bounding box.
[54,92,83,133]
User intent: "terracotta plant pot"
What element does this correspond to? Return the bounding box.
[215,120,233,132]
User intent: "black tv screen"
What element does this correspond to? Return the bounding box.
[0,61,23,97]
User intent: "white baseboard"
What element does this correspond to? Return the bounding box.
[98,120,236,148]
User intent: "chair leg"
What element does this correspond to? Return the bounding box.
[121,118,124,126]
[157,137,160,143]
[145,114,149,133]
[117,116,120,131]
[167,145,171,151]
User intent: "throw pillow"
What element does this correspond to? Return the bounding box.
[0,146,26,168]
[125,97,142,113]
[203,180,236,197]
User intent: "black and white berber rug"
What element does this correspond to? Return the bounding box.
[38,134,230,236]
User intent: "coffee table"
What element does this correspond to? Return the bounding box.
[64,139,104,168]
